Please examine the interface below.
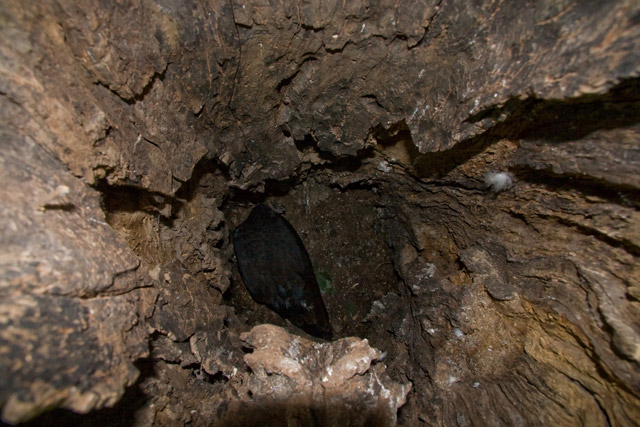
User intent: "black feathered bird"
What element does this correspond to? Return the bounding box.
[233,204,333,340]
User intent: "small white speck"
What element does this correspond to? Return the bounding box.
[88,217,107,226]
[332,34,338,39]
[453,328,464,339]
[377,160,392,173]
[55,185,70,196]
[473,382,480,388]
[427,328,436,335]
[361,23,366,32]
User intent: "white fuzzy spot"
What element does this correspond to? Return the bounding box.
[453,328,464,339]
[473,381,480,388]
[484,171,514,192]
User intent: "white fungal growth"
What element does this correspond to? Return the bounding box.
[484,171,514,192]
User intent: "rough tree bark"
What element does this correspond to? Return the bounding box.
[0,0,638,425]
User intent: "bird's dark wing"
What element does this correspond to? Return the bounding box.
[233,204,332,339]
